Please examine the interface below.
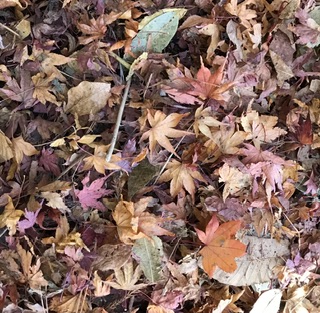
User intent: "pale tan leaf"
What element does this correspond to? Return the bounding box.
[0,130,14,162]
[65,81,111,116]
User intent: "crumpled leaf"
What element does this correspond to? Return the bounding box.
[113,197,174,244]
[196,214,246,278]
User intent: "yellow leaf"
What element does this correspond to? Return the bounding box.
[241,110,287,148]
[0,196,24,235]
[159,159,206,200]
[113,197,174,244]
[32,73,59,105]
[12,136,39,165]
[218,164,251,201]
[42,216,88,253]
[140,110,192,157]
[0,130,13,162]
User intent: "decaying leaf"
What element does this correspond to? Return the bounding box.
[65,81,111,116]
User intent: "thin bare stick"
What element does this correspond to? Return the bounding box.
[0,22,21,38]
[106,77,132,162]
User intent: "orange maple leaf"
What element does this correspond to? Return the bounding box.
[195,214,246,278]
[140,110,192,157]
[188,58,235,101]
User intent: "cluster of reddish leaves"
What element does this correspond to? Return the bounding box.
[0,0,320,312]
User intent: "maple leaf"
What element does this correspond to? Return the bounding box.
[77,13,120,44]
[32,73,59,105]
[0,69,36,107]
[39,148,61,176]
[158,159,207,201]
[218,163,251,201]
[12,136,39,165]
[194,105,225,139]
[0,196,24,235]
[113,197,174,244]
[106,259,147,291]
[42,215,89,253]
[195,214,246,278]
[41,191,70,213]
[74,175,112,211]
[139,110,192,158]
[241,110,287,148]
[16,243,48,290]
[188,58,235,101]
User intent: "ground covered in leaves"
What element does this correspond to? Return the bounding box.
[0,0,320,312]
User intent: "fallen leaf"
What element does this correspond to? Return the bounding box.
[0,130,14,162]
[12,136,39,165]
[74,175,112,211]
[140,110,192,157]
[159,159,206,201]
[0,196,24,235]
[195,214,246,277]
[65,81,111,116]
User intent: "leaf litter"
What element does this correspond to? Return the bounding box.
[0,0,320,312]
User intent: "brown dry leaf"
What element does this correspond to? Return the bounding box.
[225,0,259,29]
[77,13,120,45]
[0,130,14,162]
[218,163,251,201]
[32,73,59,105]
[158,159,207,201]
[40,191,70,213]
[0,196,24,235]
[113,197,174,244]
[39,52,74,82]
[213,122,248,155]
[42,215,88,253]
[199,23,221,62]
[0,0,26,9]
[139,110,192,158]
[106,259,148,291]
[65,81,111,116]
[93,271,111,297]
[50,294,90,313]
[12,136,39,165]
[283,285,319,313]
[83,154,122,174]
[194,105,224,139]
[241,110,287,148]
[16,243,48,290]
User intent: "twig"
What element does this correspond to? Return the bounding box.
[0,22,21,38]
[106,77,132,162]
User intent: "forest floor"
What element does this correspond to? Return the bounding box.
[0,0,320,312]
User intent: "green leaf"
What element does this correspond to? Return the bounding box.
[130,9,187,57]
[132,236,163,283]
